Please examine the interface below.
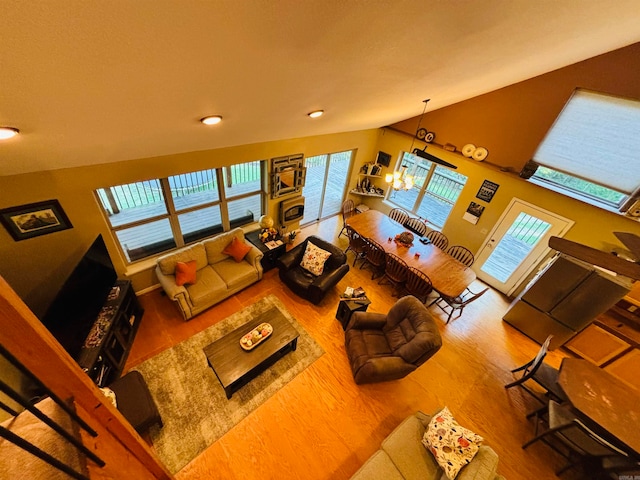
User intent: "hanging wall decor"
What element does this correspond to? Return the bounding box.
[0,199,73,241]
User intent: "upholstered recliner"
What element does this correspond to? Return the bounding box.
[277,235,349,304]
[345,296,442,384]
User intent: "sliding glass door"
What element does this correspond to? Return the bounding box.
[301,150,353,225]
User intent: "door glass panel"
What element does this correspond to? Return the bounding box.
[320,151,351,218]
[302,154,328,224]
[480,212,551,282]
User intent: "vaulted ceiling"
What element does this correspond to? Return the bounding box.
[1,0,640,176]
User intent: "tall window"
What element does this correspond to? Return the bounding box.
[96,161,265,263]
[387,152,467,228]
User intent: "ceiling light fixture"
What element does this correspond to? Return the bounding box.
[0,127,20,140]
[409,99,458,170]
[200,115,223,125]
[308,110,324,118]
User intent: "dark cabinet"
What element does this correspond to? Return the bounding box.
[245,230,287,271]
[76,280,144,386]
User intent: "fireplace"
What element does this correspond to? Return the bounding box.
[279,196,305,226]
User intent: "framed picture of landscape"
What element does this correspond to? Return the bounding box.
[0,199,73,241]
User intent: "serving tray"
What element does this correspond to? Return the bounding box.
[240,322,273,351]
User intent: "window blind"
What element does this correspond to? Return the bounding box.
[532,89,640,194]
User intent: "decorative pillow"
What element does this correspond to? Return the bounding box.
[422,407,484,480]
[223,236,252,262]
[300,241,332,276]
[175,260,197,286]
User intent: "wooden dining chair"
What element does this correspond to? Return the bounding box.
[379,253,409,296]
[388,208,410,225]
[426,230,449,250]
[403,217,428,237]
[338,199,356,238]
[428,287,488,323]
[344,225,367,267]
[505,334,566,406]
[446,245,475,267]
[403,266,433,304]
[359,237,386,280]
[523,400,634,476]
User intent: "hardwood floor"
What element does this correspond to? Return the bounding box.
[125,215,580,480]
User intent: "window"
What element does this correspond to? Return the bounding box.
[386,152,467,228]
[529,89,640,212]
[96,161,265,263]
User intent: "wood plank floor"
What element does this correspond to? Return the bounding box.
[125,215,582,480]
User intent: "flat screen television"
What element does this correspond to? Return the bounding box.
[40,234,118,359]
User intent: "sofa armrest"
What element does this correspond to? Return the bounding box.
[347,311,387,330]
[456,446,500,480]
[353,356,416,384]
[155,266,193,320]
[310,263,349,291]
[244,244,264,278]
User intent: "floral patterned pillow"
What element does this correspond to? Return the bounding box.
[299,241,332,276]
[422,407,484,480]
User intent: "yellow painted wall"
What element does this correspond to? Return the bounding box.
[0,130,378,315]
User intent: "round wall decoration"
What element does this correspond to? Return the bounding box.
[416,128,427,140]
[472,147,489,161]
[424,131,435,143]
[461,144,476,157]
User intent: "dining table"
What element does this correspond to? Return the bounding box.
[346,209,476,298]
[558,357,640,457]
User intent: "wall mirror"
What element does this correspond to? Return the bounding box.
[270,153,306,198]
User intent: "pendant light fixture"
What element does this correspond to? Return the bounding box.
[410,99,457,170]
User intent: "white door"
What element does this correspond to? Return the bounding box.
[474,199,574,295]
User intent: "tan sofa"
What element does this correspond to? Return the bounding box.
[350,412,505,480]
[155,228,263,320]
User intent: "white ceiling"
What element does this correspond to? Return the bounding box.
[1,0,640,177]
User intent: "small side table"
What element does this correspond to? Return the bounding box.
[336,297,371,330]
[246,230,287,272]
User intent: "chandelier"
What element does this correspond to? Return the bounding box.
[385,166,413,191]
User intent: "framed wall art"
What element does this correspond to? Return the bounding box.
[0,199,73,241]
[270,153,306,198]
[476,179,499,203]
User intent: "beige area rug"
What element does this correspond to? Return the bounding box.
[133,294,324,474]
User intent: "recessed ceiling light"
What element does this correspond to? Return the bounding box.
[0,127,19,140]
[200,115,223,125]
[308,110,324,118]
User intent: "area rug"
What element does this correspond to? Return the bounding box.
[133,294,324,474]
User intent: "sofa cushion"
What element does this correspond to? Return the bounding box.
[350,450,406,480]
[185,266,227,308]
[203,228,245,265]
[423,407,484,480]
[176,260,197,286]
[157,243,208,276]
[212,258,260,289]
[381,412,442,480]
[300,241,332,276]
[222,236,252,262]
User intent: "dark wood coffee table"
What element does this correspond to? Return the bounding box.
[203,307,299,399]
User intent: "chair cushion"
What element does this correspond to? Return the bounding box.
[175,260,197,286]
[422,407,484,480]
[222,236,252,262]
[300,241,332,276]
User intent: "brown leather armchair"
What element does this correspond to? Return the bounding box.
[345,296,442,384]
[277,235,349,304]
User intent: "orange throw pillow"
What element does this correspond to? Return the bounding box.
[223,236,252,263]
[175,260,197,286]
